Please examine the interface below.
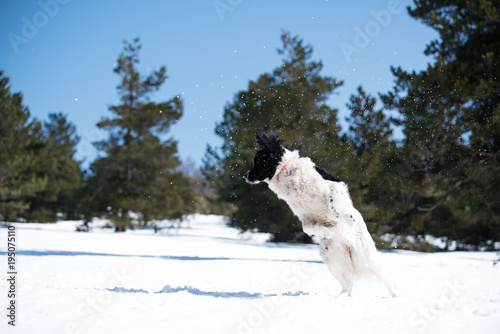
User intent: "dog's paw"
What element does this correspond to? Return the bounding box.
[302,225,316,237]
[337,290,352,298]
[388,287,399,298]
[303,225,332,238]
[321,226,333,238]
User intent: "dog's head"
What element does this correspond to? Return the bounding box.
[244,128,285,184]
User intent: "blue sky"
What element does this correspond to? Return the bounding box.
[0,0,437,169]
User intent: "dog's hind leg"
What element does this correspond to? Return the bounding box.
[338,249,355,296]
[380,274,398,298]
[338,276,354,297]
[372,269,398,298]
[324,263,353,296]
[321,241,355,296]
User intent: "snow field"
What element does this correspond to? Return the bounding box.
[0,215,499,334]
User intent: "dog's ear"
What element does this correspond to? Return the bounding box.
[268,134,285,152]
[256,127,271,148]
[256,127,286,152]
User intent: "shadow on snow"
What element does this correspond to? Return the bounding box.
[106,285,310,299]
[5,250,322,264]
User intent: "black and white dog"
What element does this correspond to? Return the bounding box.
[244,129,397,297]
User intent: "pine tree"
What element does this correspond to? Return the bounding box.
[381,0,500,248]
[343,86,394,233]
[28,112,82,221]
[0,71,47,221]
[88,38,197,231]
[204,32,344,242]
[345,86,392,157]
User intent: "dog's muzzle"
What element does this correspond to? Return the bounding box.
[244,171,260,185]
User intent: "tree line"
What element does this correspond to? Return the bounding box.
[203,1,499,250]
[0,38,203,231]
[1,1,498,249]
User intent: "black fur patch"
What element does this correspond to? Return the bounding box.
[244,128,285,184]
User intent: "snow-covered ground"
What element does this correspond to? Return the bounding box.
[1,215,499,334]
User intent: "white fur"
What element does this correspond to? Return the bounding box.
[265,149,397,297]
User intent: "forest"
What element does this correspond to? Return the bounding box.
[1,0,498,250]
